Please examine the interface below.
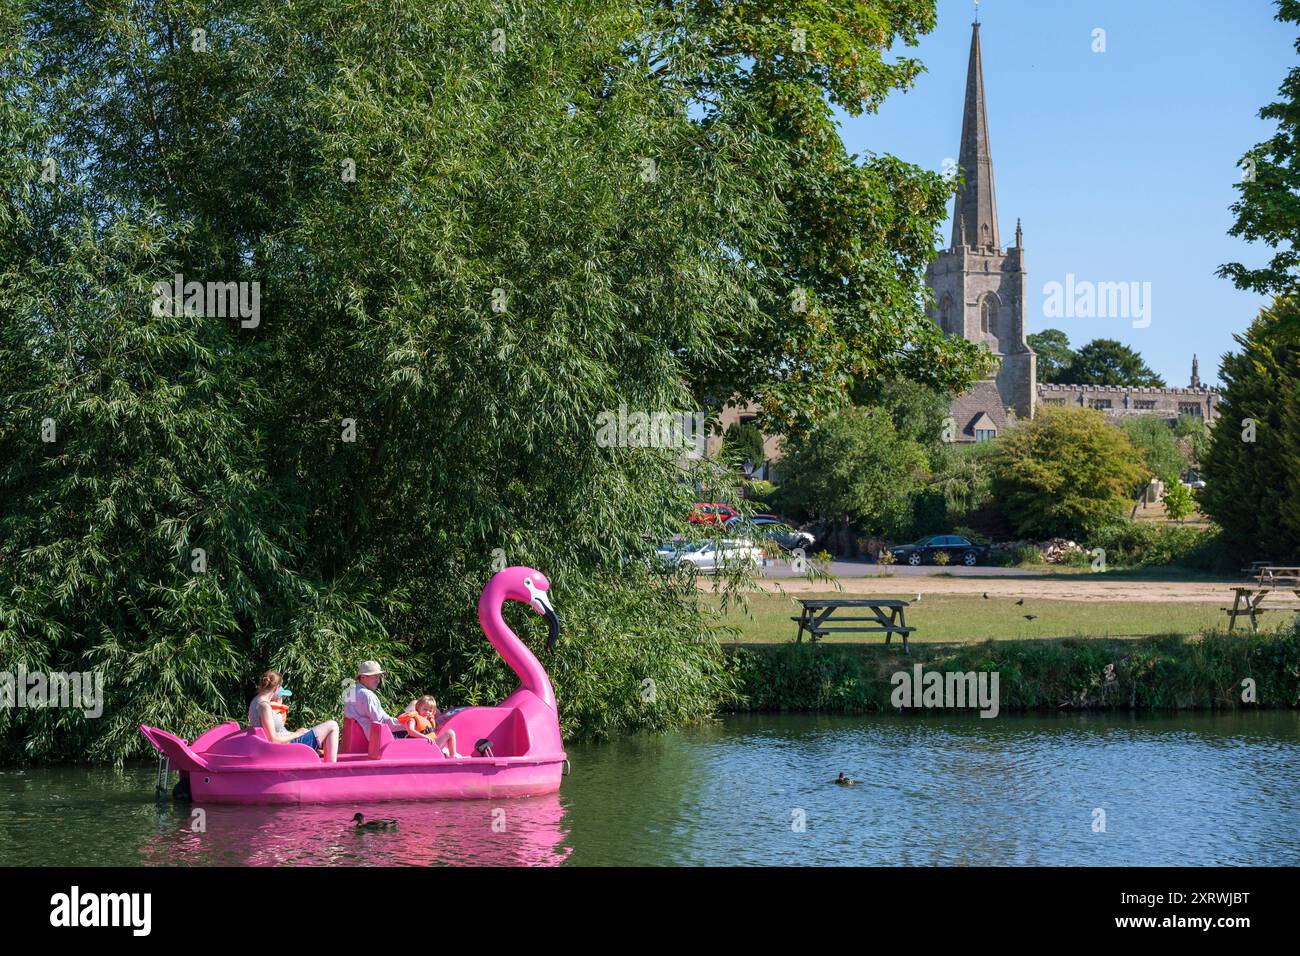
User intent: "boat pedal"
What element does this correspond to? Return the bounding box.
[474,738,494,757]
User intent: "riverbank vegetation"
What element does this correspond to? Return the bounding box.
[727,624,1300,714]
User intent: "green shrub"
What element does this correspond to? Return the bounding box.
[1161,481,1196,523]
[745,479,777,509]
[1086,522,1223,569]
[1012,544,1044,565]
[728,624,1300,714]
[1058,549,1093,568]
[933,549,950,566]
[990,406,1145,539]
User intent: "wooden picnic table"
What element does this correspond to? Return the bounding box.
[1254,565,1300,587]
[1224,565,1300,632]
[792,598,915,653]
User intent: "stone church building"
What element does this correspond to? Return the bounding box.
[929,19,1218,443]
[708,17,1218,469]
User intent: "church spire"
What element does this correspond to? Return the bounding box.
[1190,354,1202,388]
[951,19,1000,251]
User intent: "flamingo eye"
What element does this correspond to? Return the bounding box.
[523,577,533,588]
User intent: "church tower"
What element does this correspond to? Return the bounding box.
[926,18,1036,429]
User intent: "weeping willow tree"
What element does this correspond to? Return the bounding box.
[0,0,981,761]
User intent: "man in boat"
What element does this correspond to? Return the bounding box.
[344,660,409,744]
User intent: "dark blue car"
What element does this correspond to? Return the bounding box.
[889,534,988,567]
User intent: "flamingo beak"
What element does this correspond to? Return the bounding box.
[531,589,560,651]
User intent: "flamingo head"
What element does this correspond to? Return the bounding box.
[498,566,560,651]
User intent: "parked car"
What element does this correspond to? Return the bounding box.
[888,534,988,567]
[689,503,737,524]
[725,515,815,552]
[668,539,763,572]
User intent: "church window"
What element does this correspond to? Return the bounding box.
[1042,398,1065,406]
[1089,398,1113,410]
[1134,400,1156,410]
[1178,402,1203,417]
[979,295,998,335]
[939,294,953,334]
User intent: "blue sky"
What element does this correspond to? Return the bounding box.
[839,0,1295,387]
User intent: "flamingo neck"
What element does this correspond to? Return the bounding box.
[478,590,555,709]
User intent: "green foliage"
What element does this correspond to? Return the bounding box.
[672,0,989,432]
[855,375,950,446]
[920,440,997,526]
[1218,0,1300,297]
[5,0,970,762]
[1174,413,1210,464]
[1161,482,1196,523]
[1119,415,1185,487]
[1061,339,1166,387]
[990,407,1146,539]
[1085,523,1223,570]
[721,422,767,470]
[1027,328,1075,384]
[776,406,927,536]
[743,478,777,509]
[932,549,950,566]
[951,526,990,546]
[1200,300,1300,562]
[728,625,1300,713]
[1011,544,1045,566]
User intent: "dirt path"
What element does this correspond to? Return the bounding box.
[744,575,1230,604]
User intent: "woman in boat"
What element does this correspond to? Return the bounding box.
[397,695,463,758]
[248,671,339,763]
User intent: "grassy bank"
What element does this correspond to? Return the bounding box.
[725,628,1300,714]
[715,591,1243,644]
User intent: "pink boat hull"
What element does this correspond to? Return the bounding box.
[184,756,565,806]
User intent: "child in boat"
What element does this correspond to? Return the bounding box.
[248,670,340,763]
[397,695,463,758]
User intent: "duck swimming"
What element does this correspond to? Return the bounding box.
[351,812,398,831]
[834,772,859,786]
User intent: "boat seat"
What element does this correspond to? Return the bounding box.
[341,716,443,761]
[340,717,368,754]
[203,726,321,766]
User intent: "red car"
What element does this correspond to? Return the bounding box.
[689,503,737,524]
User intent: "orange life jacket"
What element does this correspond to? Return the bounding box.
[398,712,434,736]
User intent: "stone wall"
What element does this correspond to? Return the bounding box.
[1036,383,1218,424]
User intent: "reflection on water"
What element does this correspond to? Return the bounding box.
[2,712,1298,866]
[137,795,571,867]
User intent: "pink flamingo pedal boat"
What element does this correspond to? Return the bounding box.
[140,567,566,805]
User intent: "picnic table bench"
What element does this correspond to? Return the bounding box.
[791,598,915,653]
[1224,565,1300,632]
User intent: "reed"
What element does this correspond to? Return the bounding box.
[726,624,1300,714]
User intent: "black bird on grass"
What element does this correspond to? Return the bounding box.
[1015,597,1025,606]
[982,592,989,600]
[351,812,398,831]
[1023,614,1038,621]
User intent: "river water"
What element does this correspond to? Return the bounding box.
[2,713,1297,866]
